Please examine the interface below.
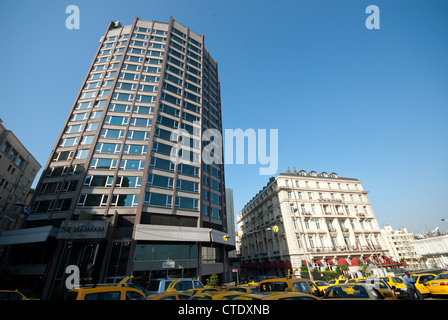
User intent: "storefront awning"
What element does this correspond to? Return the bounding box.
[0,226,58,245]
[337,258,349,266]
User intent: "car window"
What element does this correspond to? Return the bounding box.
[391,277,403,283]
[420,275,435,284]
[260,281,288,292]
[325,286,369,299]
[293,282,311,294]
[0,292,23,300]
[102,291,122,300]
[193,280,204,288]
[250,287,259,293]
[84,293,100,300]
[148,280,161,292]
[126,291,144,300]
[435,274,448,280]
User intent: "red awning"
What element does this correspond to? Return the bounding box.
[276,261,285,268]
[337,258,348,266]
[284,260,292,268]
[381,261,399,268]
[363,257,371,262]
[374,256,380,262]
[326,259,334,265]
[383,255,390,261]
[351,257,359,266]
[302,260,307,265]
[314,259,323,265]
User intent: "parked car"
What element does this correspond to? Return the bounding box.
[190,291,246,300]
[426,272,448,296]
[323,284,385,300]
[227,284,259,294]
[183,287,221,296]
[143,292,191,300]
[0,289,38,300]
[259,277,323,297]
[64,285,146,300]
[380,275,407,299]
[234,291,321,300]
[327,276,347,285]
[357,279,397,300]
[313,281,330,293]
[147,278,204,294]
[411,273,437,296]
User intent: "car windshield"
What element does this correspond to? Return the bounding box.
[315,281,328,286]
[435,274,448,280]
[325,286,369,299]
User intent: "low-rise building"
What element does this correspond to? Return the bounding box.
[379,225,421,270]
[413,233,448,270]
[236,168,389,278]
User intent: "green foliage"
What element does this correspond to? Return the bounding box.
[206,274,219,287]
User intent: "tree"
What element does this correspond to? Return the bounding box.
[206,274,219,287]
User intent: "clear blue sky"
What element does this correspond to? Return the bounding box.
[1,0,447,234]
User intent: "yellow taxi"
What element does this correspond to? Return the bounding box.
[0,289,37,300]
[411,273,437,296]
[234,291,321,300]
[426,272,448,296]
[64,285,146,300]
[358,279,397,300]
[380,275,407,299]
[323,284,385,300]
[346,277,366,284]
[259,277,323,297]
[190,291,246,300]
[380,275,406,290]
[327,276,347,285]
[313,280,330,293]
[183,287,221,296]
[228,284,259,294]
[144,292,191,300]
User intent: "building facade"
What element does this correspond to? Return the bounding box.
[236,168,389,278]
[0,119,41,233]
[413,234,448,270]
[379,225,420,270]
[0,17,232,298]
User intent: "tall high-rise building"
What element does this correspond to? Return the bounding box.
[1,17,232,298]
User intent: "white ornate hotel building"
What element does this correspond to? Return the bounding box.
[236,168,389,277]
